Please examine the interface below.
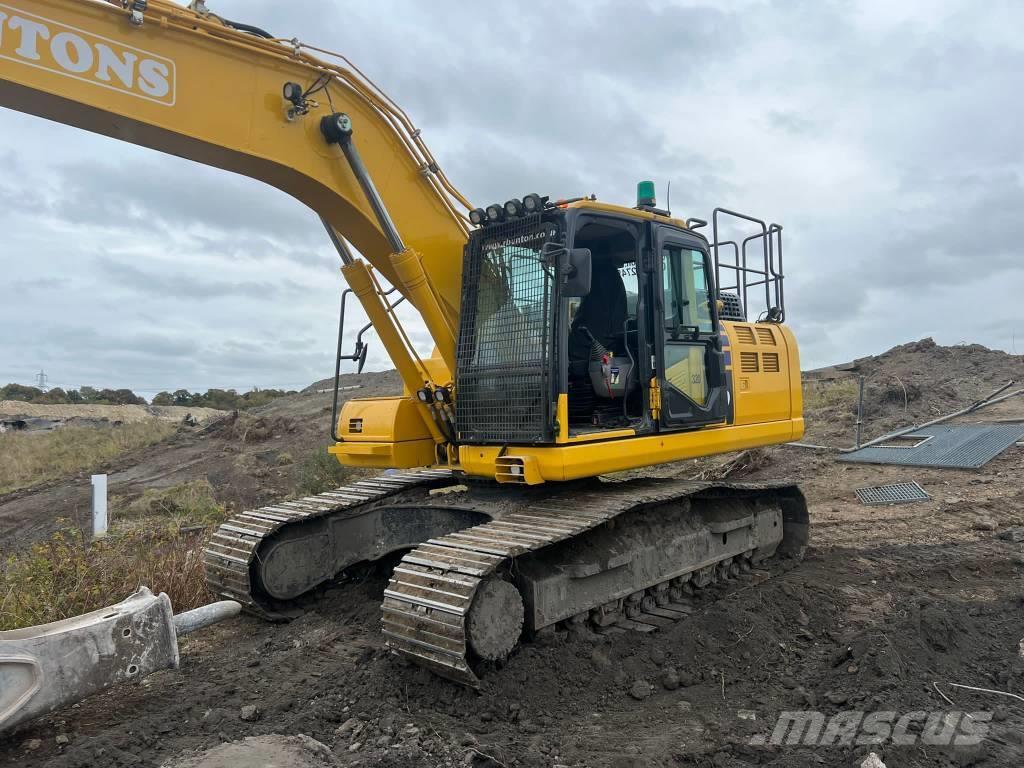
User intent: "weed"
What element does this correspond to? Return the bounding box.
[120,480,225,528]
[0,480,230,630]
[293,445,349,496]
[803,379,859,411]
[0,527,210,631]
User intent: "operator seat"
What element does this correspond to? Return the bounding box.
[568,259,628,371]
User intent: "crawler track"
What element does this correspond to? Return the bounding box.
[382,478,807,685]
[204,473,807,685]
[203,469,454,618]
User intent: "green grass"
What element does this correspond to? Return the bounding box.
[0,421,177,495]
[293,445,350,496]
[120,479,226,528]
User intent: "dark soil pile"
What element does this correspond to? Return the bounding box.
[803,338,1023,446]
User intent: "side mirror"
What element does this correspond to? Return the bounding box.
[562,247,592,298]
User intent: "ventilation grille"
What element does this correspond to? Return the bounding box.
[718,292,745,321]
[455,216,556,443]
[348,418,363,434]
[762,352,780,373]
[734,325,756,345]
[755,326,777,345]
[740,351,760,373]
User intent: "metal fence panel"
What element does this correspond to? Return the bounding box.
[839,424,1024,469]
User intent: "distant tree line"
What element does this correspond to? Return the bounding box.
[1,384,294,409]
[0,384,146,405]
[150,388,294,410]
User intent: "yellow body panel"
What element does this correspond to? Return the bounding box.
[459,419,799,483]
[457,320,803,482]
[335,320,804,480]
[329,396,436,468]
[723,321,801,426]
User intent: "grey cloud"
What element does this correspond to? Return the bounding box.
[35,158,327,250]
[767,111,819,137]
[11,277,71,292]
[95,257,308,301]
[2,0,1023,392]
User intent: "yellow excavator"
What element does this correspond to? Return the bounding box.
[0,0,807,694]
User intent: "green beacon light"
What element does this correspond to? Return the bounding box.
[637,180,656,208]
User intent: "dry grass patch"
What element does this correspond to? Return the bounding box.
[803,378,860,411]
[0,528,211,631]
[0,420,177,495]
[0,482,228,631]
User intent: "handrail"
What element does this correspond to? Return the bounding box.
[711,208,786,322]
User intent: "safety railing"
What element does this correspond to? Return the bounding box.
[711,208,785,322]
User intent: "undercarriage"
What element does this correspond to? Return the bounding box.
[204,471,808,685]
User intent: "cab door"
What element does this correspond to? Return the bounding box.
[653,227,728,429]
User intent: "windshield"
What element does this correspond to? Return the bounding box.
[471,225,556,367]
[456,218,559,444]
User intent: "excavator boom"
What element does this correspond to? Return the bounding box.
[0,0,468,370]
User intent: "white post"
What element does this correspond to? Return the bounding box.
[91,474,108,538]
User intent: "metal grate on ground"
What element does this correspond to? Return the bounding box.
[856,481,930,506]
[839,424,1024,469]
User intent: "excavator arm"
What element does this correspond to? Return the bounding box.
[0,0,469,413]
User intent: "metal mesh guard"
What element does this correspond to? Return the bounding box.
[718,291,745,322]
[456,216,555,443]
[855,481,930,506]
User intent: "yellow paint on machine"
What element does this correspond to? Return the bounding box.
[0,3,177,105]
[459,418,801,483]
[335,320,804,479]
[0,0,470,322]
[722,321,801,427]
[328,396,436,469]
[456,320,804,483]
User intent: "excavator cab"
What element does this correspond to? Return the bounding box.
[455,195,740,449]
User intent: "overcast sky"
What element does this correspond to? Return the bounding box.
[2,0,1021,397]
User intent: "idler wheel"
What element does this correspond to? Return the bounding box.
[466,578,523,661]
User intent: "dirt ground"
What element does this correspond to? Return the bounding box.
[0,371,400,553]
[2,341,1023,767]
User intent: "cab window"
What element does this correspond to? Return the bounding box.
[662,246,713,335]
